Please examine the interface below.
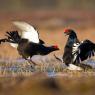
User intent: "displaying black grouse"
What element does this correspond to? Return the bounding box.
[0,21,59,66]
[63,29,95,70]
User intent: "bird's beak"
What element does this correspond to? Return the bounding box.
[64,33,67,36]
[64,32,68,36]
[57,47,60,50]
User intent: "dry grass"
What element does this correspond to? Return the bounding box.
[0,51,95,95]
[0,57,63,77]
[0,57,94,77]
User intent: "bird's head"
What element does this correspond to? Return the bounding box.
[64,29,76,36]
[52,45,59,50]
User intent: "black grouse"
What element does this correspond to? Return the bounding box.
[0,21,59,66]
[63,29,95,70]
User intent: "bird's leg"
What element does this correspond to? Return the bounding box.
[22,55,35,65]
[28,58,37,66]
[23,58,36,71]
[22,56,36,67]
[27,60,35,69]
[23,57,36,71]
[27,57,40,68]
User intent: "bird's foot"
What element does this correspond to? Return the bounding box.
[26,59,36,71]
[27,59,41,72]
[28,59,37,65]
[30,64,36,72]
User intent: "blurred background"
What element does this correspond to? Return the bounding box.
[0,0,95,58]
[0,1,95,95]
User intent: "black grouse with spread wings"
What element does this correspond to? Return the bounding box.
[0,21,59,66]
[63,29,95,70]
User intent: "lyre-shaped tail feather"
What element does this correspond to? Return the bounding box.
[0,31,20,48]
[0,38,9,44]
[6,31,21,43]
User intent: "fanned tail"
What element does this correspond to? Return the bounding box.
[0,31,21,48]
[5,31,21,43]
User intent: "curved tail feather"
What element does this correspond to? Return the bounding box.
[0,31,20,48]
[6,31,21,43]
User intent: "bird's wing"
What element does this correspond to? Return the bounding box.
[72,42,80,62]
[13,21,40,43]
[74,40,95,63]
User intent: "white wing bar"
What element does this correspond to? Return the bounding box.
[13,21,39,43]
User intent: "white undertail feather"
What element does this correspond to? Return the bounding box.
[10,43,18,48]
[67,64,82,70]
[13,21,39,43]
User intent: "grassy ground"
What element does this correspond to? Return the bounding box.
[0,57,95,95]
[0,57,94,76]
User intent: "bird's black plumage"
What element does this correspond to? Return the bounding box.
[63,29,80,66]
[75,40,95,63]
[63,29,95,69]
[17,38,59,58]
[0,31,59,65]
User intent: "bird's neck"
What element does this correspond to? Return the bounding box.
[39,46,57,55]
[66,33,79,47]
